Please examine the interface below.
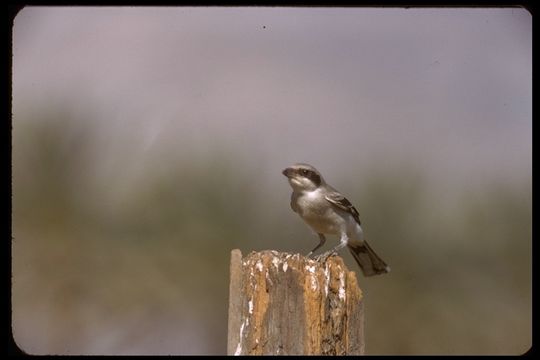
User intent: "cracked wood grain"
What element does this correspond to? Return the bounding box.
[227,249,364,355]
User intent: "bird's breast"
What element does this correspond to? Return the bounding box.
[292,190,343,235]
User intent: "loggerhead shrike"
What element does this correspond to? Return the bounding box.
[282,163,390,277]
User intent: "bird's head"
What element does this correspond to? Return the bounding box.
[282,163,325,192]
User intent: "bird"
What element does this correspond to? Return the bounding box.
[282,163,390,277]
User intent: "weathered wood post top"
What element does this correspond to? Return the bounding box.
[227,249,364,355]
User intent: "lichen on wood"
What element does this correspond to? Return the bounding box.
[227,249,364,355]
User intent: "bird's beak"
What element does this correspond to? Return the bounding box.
[282,167,293,178]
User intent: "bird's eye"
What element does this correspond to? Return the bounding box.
[301,169,309,176]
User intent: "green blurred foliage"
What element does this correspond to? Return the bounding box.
[12,108,531,355]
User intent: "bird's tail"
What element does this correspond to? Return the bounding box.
[348,240,390,277]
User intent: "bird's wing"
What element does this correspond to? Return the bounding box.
[324,191,361,225]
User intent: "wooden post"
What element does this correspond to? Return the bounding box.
[227,249,364,355]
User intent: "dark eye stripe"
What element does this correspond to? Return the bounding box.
[304,169,321,186]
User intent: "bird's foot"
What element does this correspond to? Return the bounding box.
[314,250,338,263]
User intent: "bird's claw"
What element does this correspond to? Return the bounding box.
[314,250,338,263]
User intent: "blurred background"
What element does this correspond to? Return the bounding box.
[12,7,531,355]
